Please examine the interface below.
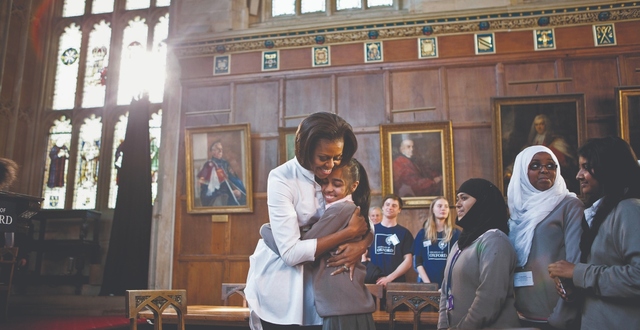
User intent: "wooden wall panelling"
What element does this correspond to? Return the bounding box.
[446,65,497,123]
[563,57,620,138]
[439,34,475,58]
[232,52,263,75]
[353,131,383,195]
[503,61,562,96]
[616,21,640,47]
[229,197,267,256]
[495,30,533,56]
[187,260,222,305]
[183,85,232,127]
[622,56,640,86]
[234,81,279,134]
[331,43,367,67]
[285,77,333,116]
[556,25,594,50]
[251,137,278,192]
[336,73,386,127]
[280,47,311,71]
[452,125,494,185]
[384,39,419,63]
[179,57,215,80]
[390,69,444,121]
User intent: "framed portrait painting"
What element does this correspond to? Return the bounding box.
[492,94,586,195]
[278,126,297,165]
[185,124,253,214]
[380,121,455,208]
[615,86,640,158]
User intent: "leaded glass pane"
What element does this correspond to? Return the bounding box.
[337,0,361,10]
[73,115,102,209]
[52,24,82,110]
[301,0,325,13]
[155,0,171,7]
[117,17,148,105]
[149,14,169,104]
[91,0,114,14]
[368,0,392,7]
[82,20,111,108]
[272,0,295,16]
[126,0,151,10]
[108,114,128,209]
[150,110,162,205]
[42,117,72,209]
[63,0,85,17]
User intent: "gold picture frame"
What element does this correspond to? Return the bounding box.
[278,126,297,165]
[380,121,455,209]
[615,86,640,157]
[492,94,586,194]
[185,124,253,214]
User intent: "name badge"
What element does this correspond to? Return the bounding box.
[514,271,534,287]
[423,240,432,247]
[388,234,400,246]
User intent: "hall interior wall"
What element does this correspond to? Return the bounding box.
[173,18,640,305]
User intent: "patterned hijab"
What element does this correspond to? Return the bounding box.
[507,145,575,267]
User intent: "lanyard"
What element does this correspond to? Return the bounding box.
[446,248,463,310]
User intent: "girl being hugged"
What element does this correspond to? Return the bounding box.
[261,158,376,329]
[412,196,460,286]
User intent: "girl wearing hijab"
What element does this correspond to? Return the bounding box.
[507,146,583,330]
[548,136,640,330]
[437,178,519,330]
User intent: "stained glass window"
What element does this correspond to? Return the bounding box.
[117,17,148,105]
[368,0,392,7]
[337,0,361,10]
[52,24,82,110]
[44,0,168,210]
[42,117,73,210]
[107,110,162,208]
[73,115,102,209]
[63,0,85,17]
[149,110,162,205]
[108,114,128,209]
[82,20,111,108]
[301,0,325,14]
[126,0,151,10]
[272,0,295,16]
[149,14,169,103]
[91,0,114,14]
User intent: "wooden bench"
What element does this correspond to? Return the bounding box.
[138,305,438,328]
[221,283,247,307]
[385,282,440,330]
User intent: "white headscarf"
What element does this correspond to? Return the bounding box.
[507,145,576,267]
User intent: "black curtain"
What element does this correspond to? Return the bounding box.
[100,96,152,296]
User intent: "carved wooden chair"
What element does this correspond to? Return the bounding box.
[385,282,440,330]
[0,247,18,320]
[126,289,187,330]
[221,283,247,307]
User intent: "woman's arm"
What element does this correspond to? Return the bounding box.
[456,232,516,329]
[417,265,431,283]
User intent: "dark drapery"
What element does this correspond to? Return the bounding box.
[100,96,152,295]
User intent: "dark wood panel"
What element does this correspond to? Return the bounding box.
[354,132,382,192]
[504,61,561,96]
[453,127,495,184]
[179,57,214,79]
[439,34,475,58]
[229,196,267,256]
[495,30,532,55]
[623,56,640,85]
[384,39,419,63]
[447,65,497,122]
[184,85,231,113]
[613,21,640,47]
[232,52,263,75]
[556,25,594,50]
[563,58,619,120]
[280,47,311,71]
[234,81,280,133]
[332,43,366,66]
[336,73,386,127]
[390,69,444,121]
[285,77,333,115]
[179,210,226,255]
